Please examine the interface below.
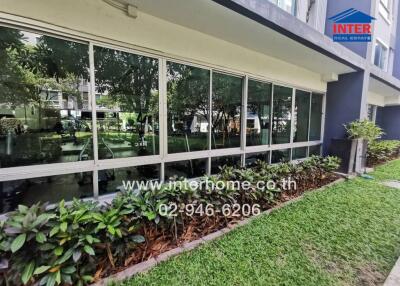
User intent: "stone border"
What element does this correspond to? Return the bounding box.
[90,177,346,286]
[384,257,400,286]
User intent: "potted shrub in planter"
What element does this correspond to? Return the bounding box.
[329,120,383,173]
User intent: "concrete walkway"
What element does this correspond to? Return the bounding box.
[382,180,400,285]
[384,258,400,286]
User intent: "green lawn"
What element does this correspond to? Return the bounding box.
[119,160,400,286]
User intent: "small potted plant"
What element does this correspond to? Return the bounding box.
[329,120,383,173]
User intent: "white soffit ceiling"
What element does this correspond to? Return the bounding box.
[369,77,400,106]
[135,0,355,75]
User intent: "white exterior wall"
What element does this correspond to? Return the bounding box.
[371,0,397,72]
[295,0,308,23]
[367,91,386,106]
[0,0,326,92]
[298,0,327,34]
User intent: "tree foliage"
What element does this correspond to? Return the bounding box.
[94,46,158,116]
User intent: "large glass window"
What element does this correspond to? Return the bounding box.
[94,46,159,159]
[293,90,311,142]
[165,159,207,180]
[272,85,292,144]
[245,152,270,167]
[367,104,377,122]
[271,149,290,163]
[99,164,160,195]
[268,0,297,15]
[167,62,210,153]
[211,155,241,174]
[246,80,272,146]
[309,145,322,156]
[212,72,242,149]
[292,147,307,160]
[374,41,388,70]
[0,26,92,168]
[309,93,323,141]
[0,173,93,213]
[0,25,328,211]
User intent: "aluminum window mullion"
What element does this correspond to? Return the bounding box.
[290,88,296,160]
[241,76,248,167]
[320,93,327,148]
[307,92,313,157]
[160,162,165,182]
[372,105,377,122]
[89,43,99,198]
[0,21,88,45]
[207,69,213,175]
[159,58,167,182]
[269,84,275,164]
[96,156,162,171]
[0,161,95,182]
[269,84,275,148]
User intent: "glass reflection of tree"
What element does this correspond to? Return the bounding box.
[0,27,90,166]
[166,63,210,154]
[0,28,35,123]
[247,81,271,146]
[272,89,292,144]
[212,73,242,148]
[167,63,210,134]
[0,27,89,124]
[25,35,89,124]
[94,47,158,156]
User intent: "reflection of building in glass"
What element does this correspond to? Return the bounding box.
[170,113,208,134]
[0,79,93,167]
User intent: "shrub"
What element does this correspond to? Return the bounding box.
[345,120,384,142]
[0,156,340,286]
[367,140,400,167]
[0,118,22,135]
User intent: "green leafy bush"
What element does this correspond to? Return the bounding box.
[0,118,22,135]
[0,156,340,286]
[345,120,384,142]
[367,140,400,167]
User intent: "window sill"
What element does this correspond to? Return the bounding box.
[379,10,392,25]
[373,63,388,73]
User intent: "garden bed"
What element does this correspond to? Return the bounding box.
[91,177,346,286]
[0,156,341,286]
[98,173,340,281]
[119,160,400,286]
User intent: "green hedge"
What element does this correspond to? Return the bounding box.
[0,156,340,286]
[367,140,400,167]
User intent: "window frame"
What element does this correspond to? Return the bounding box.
[374,39,389,71]
[367,104,378,123]
[245,78,273,148]
[269,0,298,16]
[379,0,392,23]
[0,22,326,209]
[379,0,391,17]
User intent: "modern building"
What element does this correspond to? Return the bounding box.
[0,0,399,212]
